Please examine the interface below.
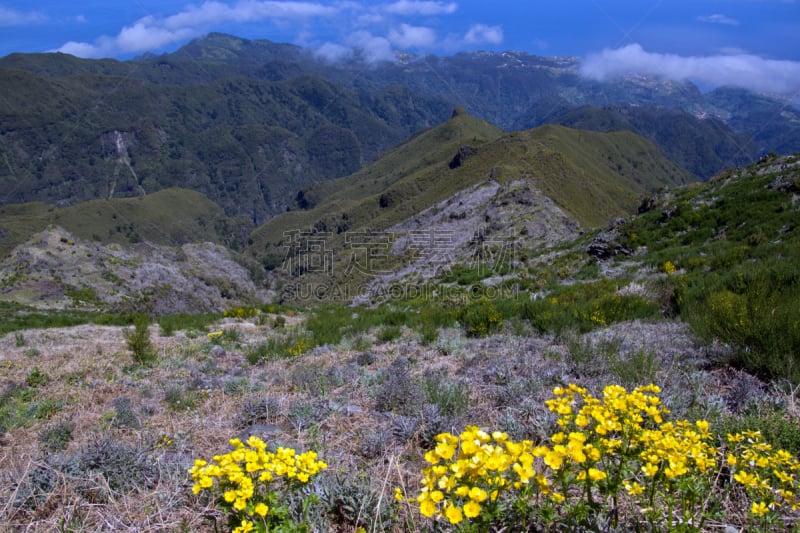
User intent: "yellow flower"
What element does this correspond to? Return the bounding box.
[233,519,254,533]
[419,498,437,517]
[468,486,488,502]
[445,505,464,524]
[734,470,758,487]
[394,487,404,502]
[463,500,481,518]
[254,503,269,517]
[436,442,456,461]
[624,481,645,496]
[642,463,658,477]
[751,501,769,517]
[588,468,607,481]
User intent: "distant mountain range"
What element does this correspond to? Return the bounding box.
[2,33,799,225]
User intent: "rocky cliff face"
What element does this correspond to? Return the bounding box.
[353,178,582,303]
[0,226,270,315]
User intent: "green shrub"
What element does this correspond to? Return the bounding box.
[25,367,49,387]
[14,332,26,347]
[460,298,503,337]
[607,348,659,387]
[422,373,469,417]
[124,314,156,365]
[157,312,219,336]
[686,263,800,383]
[246,334,311,364]
[377,325,403,343]
[39,419,74,452]
[163,385,197,411]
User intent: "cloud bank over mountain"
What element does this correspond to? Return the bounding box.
[54,0,502,60]
[581,44,800,95]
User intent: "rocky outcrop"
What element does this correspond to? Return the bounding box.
[586,228,632,259]
[0,226,270,314]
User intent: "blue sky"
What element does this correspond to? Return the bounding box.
[1,1,799,94]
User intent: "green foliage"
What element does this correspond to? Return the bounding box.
[523,281,661,335]
[377,325,403,343]
[246,334,312,364]
[163,385,197,411]
[549,105,757,179]
[38,419,74,452]
[0,302,129,336]
[30,398,62,420]
[125,314,157,365]
[157,312,220,336]
[607,349,659,387]
[459,298,503,338]
[422,373,470,417]
[25,367,49,387]
[617,159,800,382]
[13,332,26,347]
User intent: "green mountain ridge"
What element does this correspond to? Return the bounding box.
[246,111,693,301]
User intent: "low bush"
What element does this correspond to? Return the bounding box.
[189,436,327,533]
[124,314,156,365]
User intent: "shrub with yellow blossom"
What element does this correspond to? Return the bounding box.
[726,430,800,530]
[409,425,548,529]
[189,436,327,533]
[537,383,718,530]
[413,384,792,531]
[224,307,261,319]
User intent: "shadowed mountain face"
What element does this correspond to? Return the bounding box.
[0,62,452,223]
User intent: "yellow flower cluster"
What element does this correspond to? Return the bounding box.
[416,426,547,524]
[727,430,800,517]
[663,261,677,275]
[224,307,261,319]
[413,384,726,529]
[189,436,327,532]
[288,337,311,357]
[540,383,717,521]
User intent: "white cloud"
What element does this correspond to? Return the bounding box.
[697,14,739,26]
[388,23,436,48]
[384,1,457,15]
[464,24,503,45]
[315,41,352,62]
[0,5,46,26]
[55,0,338,58]
[346,30,395,62]
[581,43,800,94]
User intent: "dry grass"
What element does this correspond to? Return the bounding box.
[0,315,789,532]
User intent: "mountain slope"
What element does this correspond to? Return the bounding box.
[0,62,451,222]
[0,188,246,259]
[536,105,759,179]
[246,111,694,301]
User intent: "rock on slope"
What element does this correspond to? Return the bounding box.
[355,178,582,302]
